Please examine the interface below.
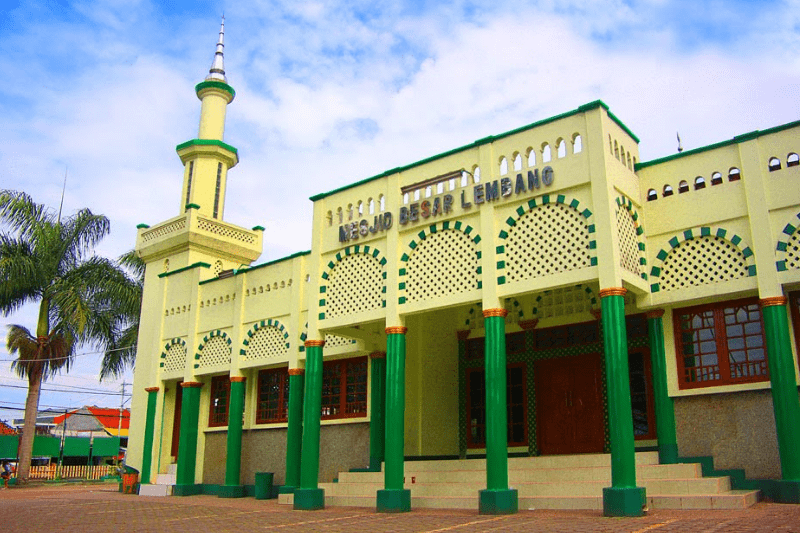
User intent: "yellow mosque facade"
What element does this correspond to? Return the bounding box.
[127,23,800,516]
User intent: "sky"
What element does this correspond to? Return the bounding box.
[1,0,799,423]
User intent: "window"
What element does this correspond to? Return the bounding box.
[674,298,768,389]
[628,349,656,440]
[728,167,741,181]
[694,176,706,190]
[256,368,289,424]
[711,172,723,185]
[208,375,230,427]
[321,356,368,419]
[499,157,508,175]
[787,153,799,167]
[769,157,782,172]
[663,184,674,197]
[466,364,527,448]
[647,188,658,201]
[678,180,689,193]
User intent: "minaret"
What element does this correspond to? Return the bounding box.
[177,17,238,220]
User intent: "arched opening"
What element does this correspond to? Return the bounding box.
[663,184,674,197]
[326,210,333,226]
[678,180,689,193]
[573,133,582,154]
[527,148,536,167]
[513,152,522,171]
[711,172,722,185]
[728,167,741,181]
[787,153,799,167]
[768,157,781,172]
[694,176,706,190]
[647,189,658,201]
[542,144,551,163]
[368,198,375,215]
[499,157,508,176]
[557,138,566,158]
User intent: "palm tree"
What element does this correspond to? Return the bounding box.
[0,190,140,481]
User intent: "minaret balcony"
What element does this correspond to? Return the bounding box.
[136,208,262,266]
[176,139,239,168]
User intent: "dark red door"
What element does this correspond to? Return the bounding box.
[535,353,604,455]
[170,382,183,459]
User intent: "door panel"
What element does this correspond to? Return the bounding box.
[170,382,183,459]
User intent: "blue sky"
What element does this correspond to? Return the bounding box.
[1,0,799,422]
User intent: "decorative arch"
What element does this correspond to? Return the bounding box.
[318,244,387,321]
[194,330,232,369]
[776,210,800,272]
[239,319,290,361]
[649,226,756,293]
[496,194,596,285]
[399,221,482,304]
[615,195,647,280]
[297,322,357,353]
[159,337,187,373]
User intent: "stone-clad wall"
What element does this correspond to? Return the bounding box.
[203,422,370,486]
[674,390,783,479]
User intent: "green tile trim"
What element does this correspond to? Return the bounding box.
[775,211,800,271]
[319,286,326,293]
[497,276,506,285]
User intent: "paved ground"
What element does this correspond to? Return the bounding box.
[2,483,800,532]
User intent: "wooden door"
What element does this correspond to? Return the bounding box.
[170,382,183,459]
[535,353,604,455]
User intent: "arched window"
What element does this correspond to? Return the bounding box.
[347,204,353,220]
[768,157,781,172]
[425,185,432,198]
[379,195,385,211]
[663,184,674,197]
[527,148,536,167]
[499,157,508,175]
[620,146,626,164]
[414,189,420,201]
[728,167,741,181]
[513,153,522,171]
[711,172,722,185]
[614,140,619,160]
[787,153,799,167]
[357,201,363,216]
[609,135,613,154]
[449,178,456,191]
[473,166,481,183]
[368,198,375,214]
[678,180,689,193]
[627,154,632,169]
[647,189,658,201]
[694,176,706,190]
[436,182,444,194]
[403,192,409,205]
[573,134,583,154]
[461,171,469,187]
[326,210,333,226]
[337,207,343,223]
[557,138,566,158]
[542,144,551,163]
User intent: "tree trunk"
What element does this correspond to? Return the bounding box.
[17,365,44,482]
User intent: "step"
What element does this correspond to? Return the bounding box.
[155,473,176,485]
[139,484,173,497]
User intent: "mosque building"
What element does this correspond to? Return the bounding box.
[127,20,800,516]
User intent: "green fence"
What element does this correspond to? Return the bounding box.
[0,434,120,460]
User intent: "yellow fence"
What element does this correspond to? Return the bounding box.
[28,464,117,480]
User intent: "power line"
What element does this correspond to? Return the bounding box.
[0,383,129,397]
[0,344,136,363]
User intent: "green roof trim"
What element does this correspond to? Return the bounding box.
[309,99,635,201]
[636,119,800,170]
[185,203,200,210]
[158,262,211,278]
[176,138,239,156]
[136,223,150,229]
[235,250,311,274]
[194,80,236,100]
[252,225,265,231]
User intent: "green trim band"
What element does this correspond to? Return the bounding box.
[195,80,236,100]
[176,138,239,156]
[636,119,800,170]
[310,100,635,201]
[136,223,150,229]
[158,262,211,278]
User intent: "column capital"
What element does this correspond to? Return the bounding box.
[181,381,203,388]
[483,308,508,318]
[599,287,627,298]
[369,351,386,359]
[645,309,665,319]
[304,339,325,347]
[288,368,304,376]
[145,386,160,393]
[518,319,539,330]
[386,326,408,335]
[760,296,787,307]
[230,376,246,383]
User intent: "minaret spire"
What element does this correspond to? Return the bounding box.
[206,16,226,82]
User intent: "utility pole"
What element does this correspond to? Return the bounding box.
[118,382,127,465]
[57,409,67,479]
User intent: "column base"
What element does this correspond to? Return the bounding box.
[217,485,246,498]
[603,486,646,517]
[773,480,800,504]
[172,484,203,497]
[377,488,411,513]
[279,485,296,494]
[658,444,679,465]
[293,487,325,510]
[479,488,518,515]
[369,457,383,472]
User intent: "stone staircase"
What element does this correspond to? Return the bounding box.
[317,452,759,510]
[138,463,176,497]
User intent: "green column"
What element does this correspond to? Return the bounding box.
[646,310,679,464]
[281,368,305,494]
[369,352,386,471]
[761,297,800,503]
[600,288,645,517]
[479,309,518,515]
[219,376,246,498]
[377,327,411,513]
[294,342,325,510]
[174,381,203,496]
[139,387,160,485]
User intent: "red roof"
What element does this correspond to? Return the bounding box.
[88,407,130,431]
[0,420,17,435]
